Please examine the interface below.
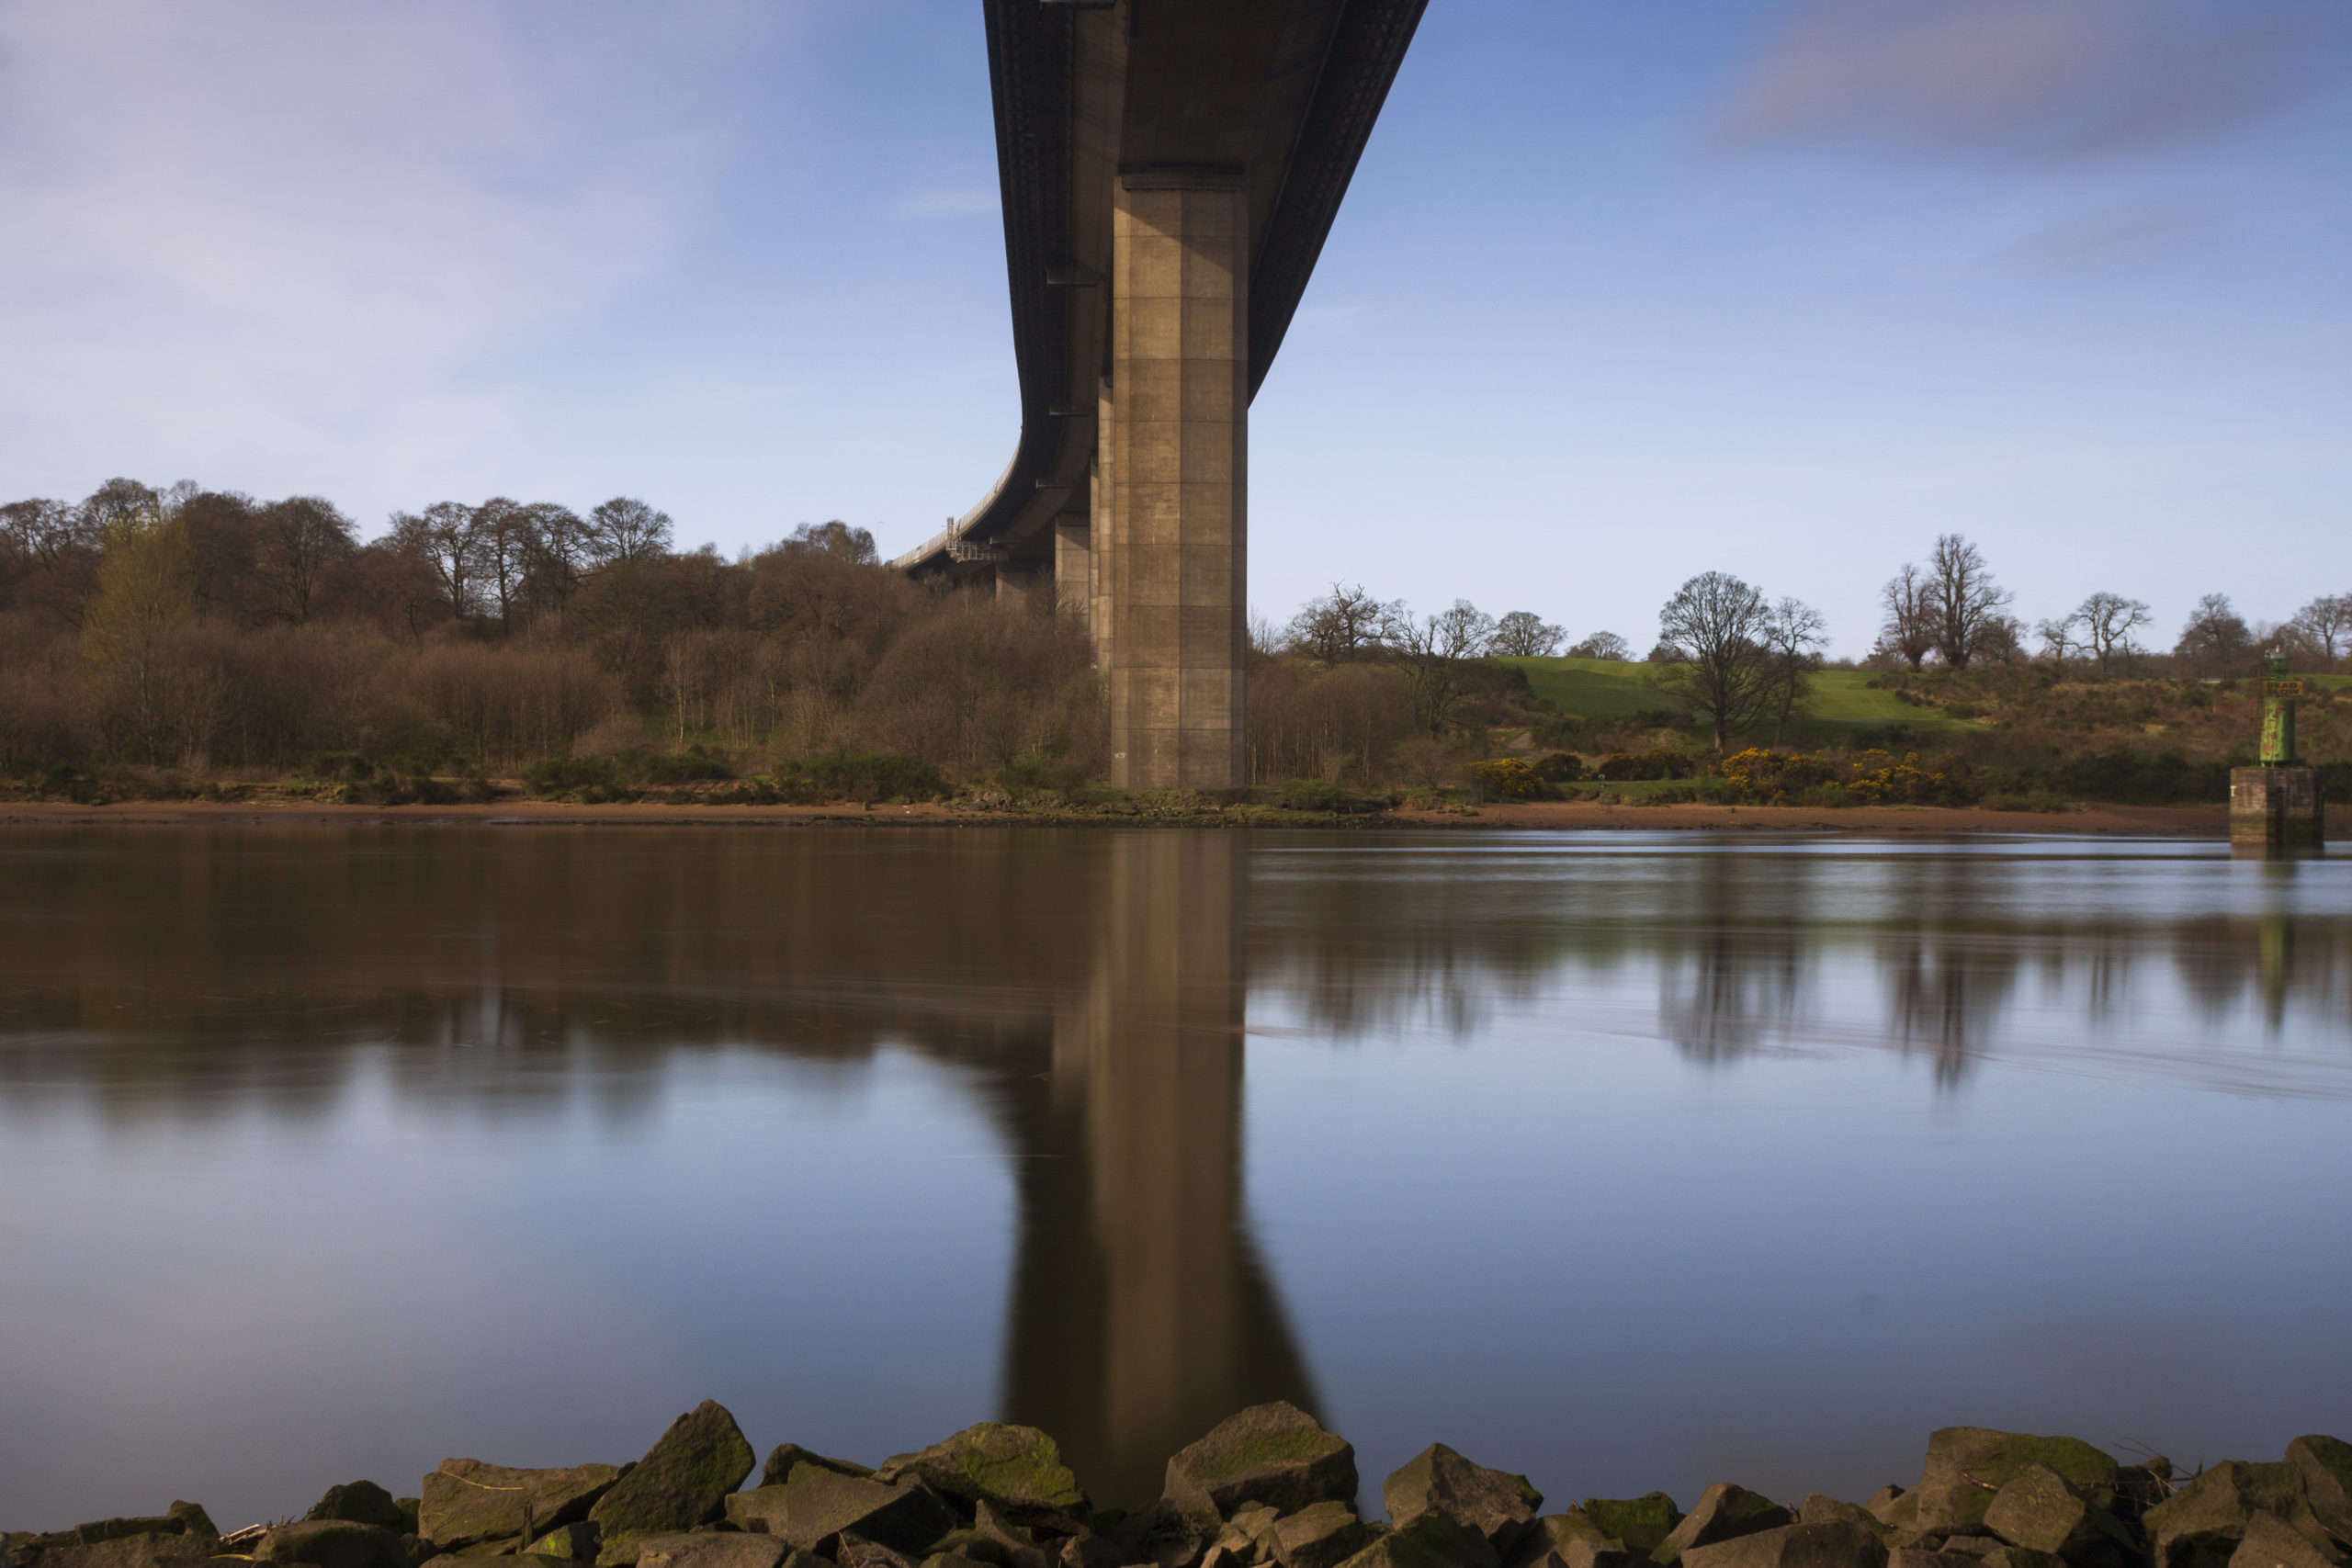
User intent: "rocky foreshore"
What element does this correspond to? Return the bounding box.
[11,1404,2352,1568]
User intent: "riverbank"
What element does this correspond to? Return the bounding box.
[0,797,2245,835]
[10,1402,2350,1568]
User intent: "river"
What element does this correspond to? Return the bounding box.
[2,828,2347,1530]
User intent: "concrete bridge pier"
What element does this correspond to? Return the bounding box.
[1102,171,1247,792]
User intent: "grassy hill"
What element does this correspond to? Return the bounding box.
[1488,656,1986,746]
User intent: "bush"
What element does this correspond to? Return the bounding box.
[638,748,734,784]
[778,750,945,804]
[521,755,621,797]
[1273,777,1385,813]
[1595,746,1698,781]
[1470,756,1554,800]
[306,751,373,781]
[1532,751,1585,782]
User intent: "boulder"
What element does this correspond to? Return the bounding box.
[1889,1552,1984,1568]
[2144,1463,2321,1568]
[1580,1502,1685,1561]
[837,1535,923,1568]
[254,1521,410,1568]
[1385,1448,1543,1559]
[1795,1504,1893,1546]
[1507,1514,1634,1568]
[1913,1436,2119,1540]
[6,1531,221,1568]
[630,1537,791,1568]
[421,1461,626,1551]
[168,1509,219,1542]
[2226,1513,2345,1568]
[1653,1488,1792,1567]
[877,1427,1087,1518]
[1982,1465,2134,1566]
[590,1403,758,1560]
[724,1468,955,1556]
[2289,1440,2352,1549]
[311,1487,411,1536]
[1165,1404,1359,1525]
[969,1504,1054,1568]
[1334,1514,1500,1568]
[1205,1506,1283,1568]
[1274,1506,1379,1568]
[924,1557,998,1568]
[526,1525,603,1562]
[761,1450,876,1491]
[1861,1498,1905,1530]
[1979,1550,2066,1568]
[1679,1523,1886,1568]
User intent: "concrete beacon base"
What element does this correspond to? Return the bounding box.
[2230,766,2324,850]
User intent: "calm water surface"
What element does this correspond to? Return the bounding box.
[3,828,2348,1530]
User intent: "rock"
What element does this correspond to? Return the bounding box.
[1795,1505,1894,1546]
[1913,1435,2120,1540]
[629,1537,790,1568]
[1206,1506,1283,1568]
[1580,1502,1685,1561]
[589,1403,758,1560]
[526,1526,603,1563]
[2114,1467,2177,1528]
[724,1468,954,1556]
[1679,1523,1886,1568]
[422,1462,627,1551]
[7,1532,221,1568]
[167,1509,218,1543]
[1653,1488,1792,1567]
[761,1450,876,1491]
[1334,1514,1500,1568]
[1274,1505,1379,1568]
[2145,1463,2324,1568]
[1889,1551,1983,1568]
[877,1427,1087,1518]
[970,1505,1054,1568]
[1163,1404,1359,1523]
[1978,1550,2066,1568]
[2227,1514,2345,1568]
[1506,1513,1634,1568]
[1861,1499,1905,1531]
[2289,1439,2352,1548]
[924,1558,998,1568]
[837,1536,922,1568]
[1981,1465,2134,1566]
[311,1487,412,1536]
[1385,1448,1543,1559]
[255,1521,410,1568]
[1935,1546,2002,1561]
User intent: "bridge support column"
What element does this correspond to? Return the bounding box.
[1103,171,1247,792]
[1054,514,1091,626]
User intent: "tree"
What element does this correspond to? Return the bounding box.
[1877,562,1935,670]
[587,496,673,567]
[1567,630,1631,660]
[81,498,196,758]
[1653,570,1774,752]
[2175,592,2253,678]
[1382,599,1496,733]
[1285,582,1393,663]
[251,495,356,624]
[519,502,593,616]
[2290,593,2351,667]
[1490,610,1565,658]
[2075,592,2151,679]
[781,521,879,563]
[1759,596,1827,748]
[2036,611,2083,668]
[1927,533,2013,670]
[388,502,485,620]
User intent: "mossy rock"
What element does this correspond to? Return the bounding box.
[1335,1514,1500,1568]
[1654,1488,1791,1567]
[2288,1438,2352,1547]
[1507,1514,1636,1568]
[254,1520,409,1568]
[1914,1433,2120,1539]
[1579,1500,1683,1561]
[877,1425,1086,1517]
[2144,1461,2324,1568]
[1163,1404,1359,1523]
[1273,1503,1379,1568]
[589,1402,757,1559]
[1385,1447,1543,1558]
[308,1484,409,1535]
[422,1461,625,1551]
[1678,1522,1885,1568]
[723,1468,953,1557]
[629,1535,794,1568]
[1981,1464,2134,1565]
[761,1448,876,1490]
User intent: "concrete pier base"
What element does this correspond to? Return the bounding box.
[2230,766,2324,852]
[1102,170,1247,792]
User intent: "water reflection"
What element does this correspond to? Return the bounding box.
[4,829,2352,1524]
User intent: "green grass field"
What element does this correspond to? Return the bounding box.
[1488,657,1986,745]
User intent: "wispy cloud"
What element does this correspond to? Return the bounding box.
[1717,0,2350,158]
[1986,206,2215,273]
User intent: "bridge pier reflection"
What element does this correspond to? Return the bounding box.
[998,832,1317,1506]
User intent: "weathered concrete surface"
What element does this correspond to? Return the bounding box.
[2230,767,2324,848]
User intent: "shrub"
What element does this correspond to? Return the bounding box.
[1532,751,1585,782]
[1594,746,1698,782]
[306,751,373,781]
[778,750,945,803]
[521,755,621,797]
[1470,756,1554,800]
[638,748,734,784]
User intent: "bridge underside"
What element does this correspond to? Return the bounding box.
[896,0,1425,789]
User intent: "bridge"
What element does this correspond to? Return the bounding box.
[891,0,1428,790]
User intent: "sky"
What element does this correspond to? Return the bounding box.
[1,0,2346,656]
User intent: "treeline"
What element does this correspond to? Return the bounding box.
[0,479,1097,782]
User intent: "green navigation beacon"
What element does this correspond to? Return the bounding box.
[2232,649,2324,853]
[2259,652,2301,765]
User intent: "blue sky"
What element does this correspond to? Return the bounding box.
[1,0,2346,655]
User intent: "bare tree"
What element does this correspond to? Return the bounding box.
[2036,610,2083,669]
[1285,581,1394,663]
[519,502,592,615]
[2175,593,2254,678]
[1383,599,1496,733]
[587,496,674,567]
[251,496,356,624]
[1489,609,1564,658]
[2075,592,2151,679]
[387,501,485,620]
[2290,592,2351,667]
[1927,534,2013,670]
[1654,570,1774,752]
[780,521,879,563]
[1567,630,1631,660]
[1877,562,1935,671]
[1760,596,1828,748]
